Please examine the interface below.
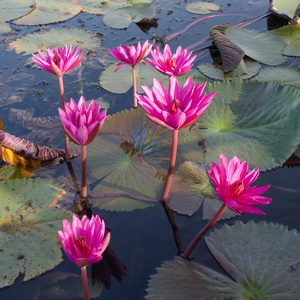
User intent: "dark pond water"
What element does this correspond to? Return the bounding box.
[0,0,300,299]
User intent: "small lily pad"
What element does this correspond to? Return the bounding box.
[0,178,74,288]
[102,3,156,29]
[12,0,82,26]
[186,2,220,14]
[0,0,35,22]
[9,27,101,55]
[100,62,167,94]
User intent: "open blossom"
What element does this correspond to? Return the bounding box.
[58,96,106,146]
[135,75,216,130]
[57,215,110,268]
[207,154,272,215]
[31,44,84,77]
[146,44,196,76]
[109,40,152,72]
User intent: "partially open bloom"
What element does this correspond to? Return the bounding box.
[207,154,272,215]
[31,44,84,77]
[58,96,106,146]
[57,215,111,268]
[135,75,216,130]
[146,44,196,76]
[109,40,152,72]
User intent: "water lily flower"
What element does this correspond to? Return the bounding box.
[207,154,272,215]
[136,75,216,131]
[146,44,196,77]
[108,40,152,72]
[57,215,111,268]
[31,44,84,77]
[58,96,107,146]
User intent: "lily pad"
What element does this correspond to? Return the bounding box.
[269,0,299,19]
[102,3,156,29]
[9,27,101,55]
[206,221,300,298]
[198,58,260,80]
[0,0,35,22]
[0,22,11,32]
[100,62,167,94]
[269,25,300,56]
[0,178,74,288]
[225,26,289,66]
[168,161,237,219]
[177,80,300,171]
[12,0,82,26]
[186,2,220,14]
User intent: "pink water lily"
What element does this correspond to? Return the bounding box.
[147,44,196,77]
[136,75,216,130]
[109,40,152,72]
[31,44,84,77]
[57,215,111,268]
[58,96,106,146]
[207,154,272,215]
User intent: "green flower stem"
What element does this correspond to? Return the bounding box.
[58,75,70,162]
[81,266,90,300]
[132,65,138,109]
[81,145,87,198]
[161,130,178,202]
[183,203,227,259]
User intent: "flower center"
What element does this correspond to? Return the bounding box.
[169,99,182,115]
[229,180,244,196]
[75,236,90,255]
[53,54,62,65]
[166,57,176,68]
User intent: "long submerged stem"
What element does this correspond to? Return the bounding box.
[183,203,227,259]
[161,130,178,202]
[81,145,87,198]
[81,266,90,300]
[132,65,138,108]
[58,75,70,162]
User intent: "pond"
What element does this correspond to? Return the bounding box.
[0,0,300,299]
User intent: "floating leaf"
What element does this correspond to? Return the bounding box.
[0,178,74,288]
[102,3,156,29]
[269,0,299,19]
[269,25,300,56]
[177,80,300,171]
[0,22,11,32]
[225,26,289,66]
[100,62,167,94]
[198,58,260,80]
[0,0,35,22]
[186,2,220,14]
[146,256,242,299]
[168,161,237,219]
[12,0,82,26]
[9,27,101,55]
[206,221,300,298]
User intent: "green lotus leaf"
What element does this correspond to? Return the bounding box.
[269,25,300,56]
[168,161,237,219]
[0,22,11,32]
[269,0,299,19]
[198,58,260,80]
[225,26,289,66]
[0,178,74,288]
[145,256,242,299]
[186,2,220,14]
[9,27,101,55]
[12,0,82,26]
[206,221,300,298]
[100,62,167,94]
[102,3,156,29]
[177,80,300,171]
[0,0,35,22]
[252,67,300,90]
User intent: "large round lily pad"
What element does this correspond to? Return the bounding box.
[178,80,300,171]
[9,27,101,55]
[12,0,82,26]
[0,178,74,288]
[0,0,35,22]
